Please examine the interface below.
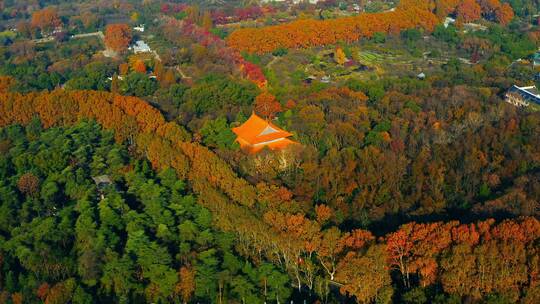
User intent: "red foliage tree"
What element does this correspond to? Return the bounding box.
[285,99,296,109]
[161,4,170,13]
[36,283,50,300]
[240,60,267,88]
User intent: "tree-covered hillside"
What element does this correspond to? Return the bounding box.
[0,120,291,303]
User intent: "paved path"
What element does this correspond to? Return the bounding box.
[175,66,191,79]
[33,31,104,44]
[32,37,55,44]
[266,56,280,68]
[151,50,161,62]
[71,31,104,40]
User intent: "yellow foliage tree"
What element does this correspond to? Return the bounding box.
[131,12,140,22]
[202,11,213,30]
[335,47,347,65]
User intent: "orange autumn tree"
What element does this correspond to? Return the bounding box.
[477,0,502,12]
[36,283,50,301]
[433,0,514,25]
[315,204,333,223]
[440,218,539,299]
[175,266,195,303]
[317,228,376,281]
[336,245,393,303]
[119,63,129,76]
[11,293,22,304]
[45,279,75,304]
[104,24,132,53]
[31,8,62,33]
[0,76,16,93]
[495,3,514,25]
[456,0,482,23]
[133,59,147,74]
[476,0,514,24]
[316,227,347,280]
[254,91,282,119]
[434,0,461,18]
[387,222,457,288]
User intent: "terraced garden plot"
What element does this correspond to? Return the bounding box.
[357,50,388,64]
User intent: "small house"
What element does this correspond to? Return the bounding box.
[533,52,540,66]
[92,175,113,199]
[130,40,151,54]
[92,175,112,189]
[107,76,124,81]
[304,75,317,84]
[444,17,455,28]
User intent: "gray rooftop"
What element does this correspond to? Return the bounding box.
[92,175,112,186]
[508,85,540,105]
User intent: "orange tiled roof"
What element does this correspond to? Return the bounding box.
[232,113,296,152]
[232,113,292,145]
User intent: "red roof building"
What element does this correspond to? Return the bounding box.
[232,113,296,153]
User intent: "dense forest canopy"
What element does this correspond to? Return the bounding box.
[0,0,539,303]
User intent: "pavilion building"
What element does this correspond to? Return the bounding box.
[505,85,540,107]
[232,113,296,153]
